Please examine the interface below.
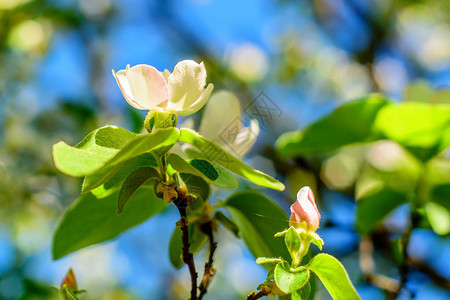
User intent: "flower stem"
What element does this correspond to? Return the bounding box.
[293,236,312,268]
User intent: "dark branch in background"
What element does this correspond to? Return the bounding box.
[370,228,450,292]
[198,221,217,300]
[396,208,420,298]
[174,196,198,300]
[359,237,399,298]
[408,258,450,291]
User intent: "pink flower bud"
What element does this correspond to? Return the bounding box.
[289,186,321,232]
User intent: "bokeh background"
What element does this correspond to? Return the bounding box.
[0,0,449,299]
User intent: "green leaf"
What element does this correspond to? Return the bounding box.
[118,167,161,213]
[307,254,360,300]
[168,222,208,269]
[224,190,290,262]
[309,232,324,251]
[184,148,239,189]
[256,257,284,265]
[52,188,166,260]
[62,288,79,300]
[275,262,310,294]
[356,186,408,235]
[53,126,179,177]
[291,282,311,300]
[213,211,240,237]
[432,184,450,211]
[179,173,210,203]
[374,102,450,160]
[285,227,301,261]
[276,96,389,156]
[425,202,450,235]
[179,128,285,191]
[189,159,219,181]
[167,153,219,184]
[82,153,157,194]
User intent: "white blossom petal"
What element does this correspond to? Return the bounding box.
[199,90,241,143]
[124,64,169,110]
[161,69,171,82]
[176,83,214,116]
[232,119,259,157]
[112,68,146,109]
[167,60,207,112]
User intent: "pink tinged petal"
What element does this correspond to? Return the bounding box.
[290,186,321,231]
[167,60,207,112]
[176,83,214,116]
[112,68,146,110]
[125,64,169,110]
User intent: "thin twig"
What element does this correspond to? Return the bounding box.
[174,196,198,300]
[408,258,450,290]
[359,237,399,298]
[396,209,420,298]
[246,290,267,300]
[198,221,217,300]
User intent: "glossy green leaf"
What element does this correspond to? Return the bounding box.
[53,188,166,260]
[224,190,290,262]
[168,222,208,269]
[213,211,240,237]
[275,262,310,294]
[189,159,219,180]
[184,148,239,189]
[432,184,450,211]
[425,202,450,235]
[179,128,285,191]
[307,254,360,300]
[118,167,161,213]
[285,227,301,261]
[53,126,179,177]
[356,187,407,235]
[291,282,311,300]
[276,96,389,156]
[82,153,157,194]
[167,153,219,184]
[374,102,450,160]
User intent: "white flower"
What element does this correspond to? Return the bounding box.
[199,90,259,157]
[112,60,214,116]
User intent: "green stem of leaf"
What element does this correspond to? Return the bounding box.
[293,236,312,268]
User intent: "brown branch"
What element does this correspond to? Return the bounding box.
[198,221,217,300]
[366,273,399,298]
[408,258,450,290]
[246,290,267,300]
[359,237,399,298]
[174,196,198,300]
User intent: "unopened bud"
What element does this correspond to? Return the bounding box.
[289,186,321,232]
[61,268,77,291]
